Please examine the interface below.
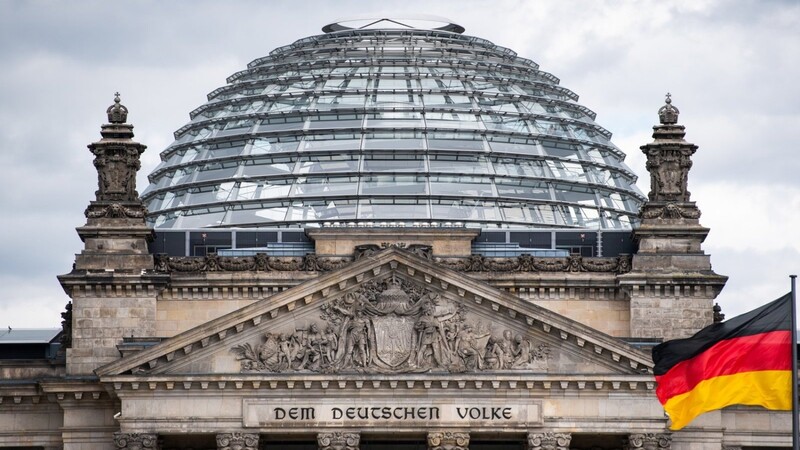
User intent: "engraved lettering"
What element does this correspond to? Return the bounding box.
[332,407,343,420]
[492,407,501,419]
[274,407,285,420]
[503,407,512,419]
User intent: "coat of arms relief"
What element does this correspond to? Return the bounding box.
[232,277,550,374]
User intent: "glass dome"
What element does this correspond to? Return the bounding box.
[142,22,645,230]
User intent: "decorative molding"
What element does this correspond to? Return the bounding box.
[114,432,159,450]
[216,432,258,450]
[231,277,550,374]
[625,433,671,450]
[639,203,701,220]
[153,253,351,273]
[436,254,632,274]
[318,432,360,450]
[355,243,434,261]
[100,374,656,393]
[85,202,147,219]
[153,251,631,274]
[428,431,469,450]
[527,432,572,450]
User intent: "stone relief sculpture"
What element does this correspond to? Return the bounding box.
[231,277,550,374]
[153,249,632,274]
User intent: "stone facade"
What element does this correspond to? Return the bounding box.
[0,97,789,450]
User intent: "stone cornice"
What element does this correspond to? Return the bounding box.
[101,373,656,394]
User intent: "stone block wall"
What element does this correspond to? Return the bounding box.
[628,284,715,340]
[67,283,158,375]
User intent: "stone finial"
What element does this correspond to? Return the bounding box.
[658,93,679,125]
[107,92,129,124]
[527,432,571,450]
[114,432,159,450]
[428,431,469,450]
[87,95,147,208]
[624,433,671,450]
[640,95,697,204]
[318,432,360,450]
[713,302,725,323]
[216,432,259,450]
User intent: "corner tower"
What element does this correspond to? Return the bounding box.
[58,95,167,375]
[620,95,727,339]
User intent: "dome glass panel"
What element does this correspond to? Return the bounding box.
[143,22,645,229]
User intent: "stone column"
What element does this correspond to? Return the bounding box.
[217,433,259,450]
[624,433,671,450]
[113,432,159,450]
[527,432,571,450]
[427,431,470,450]
[317,432,360,450]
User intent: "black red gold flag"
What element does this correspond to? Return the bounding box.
[652,293,793,430]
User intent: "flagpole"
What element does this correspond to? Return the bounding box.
[791,274,799,450]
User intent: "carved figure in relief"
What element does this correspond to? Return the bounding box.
[482,337,503,370]
[321,325,339,365]
[340,309,372,368]
[512,334,533,366]
[414,302,450,368]
[499,329,515,369]
[299,324,325,370]
[454,324,484,370]
[277,333,298,368]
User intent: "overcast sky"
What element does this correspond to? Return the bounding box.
[1,0,798,329]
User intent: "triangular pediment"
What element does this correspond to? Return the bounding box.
[97,248,653,378]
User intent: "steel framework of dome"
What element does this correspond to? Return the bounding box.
[142,21,646,230]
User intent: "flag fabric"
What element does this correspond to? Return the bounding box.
[652,293,793,430]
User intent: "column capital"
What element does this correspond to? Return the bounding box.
[526,432,571,450]
[427,431,470,450]
[625,433,671,450]
[114,432,159,450]
[317,431,360,450]
[216,432,259,450]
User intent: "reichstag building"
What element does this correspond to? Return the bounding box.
[0,16,789,450]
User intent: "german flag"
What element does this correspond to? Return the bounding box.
[652,293,793,430]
